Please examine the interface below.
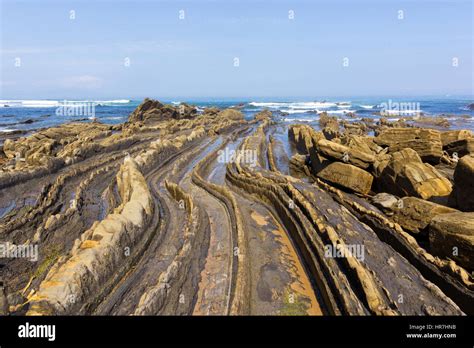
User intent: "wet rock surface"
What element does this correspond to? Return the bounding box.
[429,212,474,270]
[452,155,474,211]
[0,99,472,316]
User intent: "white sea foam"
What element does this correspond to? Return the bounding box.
[336,102,351,108]
[249,102,289,108]
[101,116,124,121]
[325,109,356,115]
[95,100,130,105]
[283,118,316,122]
[0,128,19,133]
[280,109,318,114]
[0,99,130,108]
[381,109,422,116]
[0,100,60,108]
[359,104,375,109]
[249,101,338,109]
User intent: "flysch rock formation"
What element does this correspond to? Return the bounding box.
[0,100,472,316]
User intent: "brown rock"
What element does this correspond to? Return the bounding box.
[444,139,474,157]
[391,197,458,234]
[378,148,452,200]
[308,151,331,174]
[372,152,392,178]
[26,157,154,315]
[374,128,443,163]
[440,129,473,147]
[342,135,384,155]
[429,212,474,270]
[254,110,272,121]
[316,139,375,169]
[2,122,111,170]
[452,155,474,211]
[371,192,399,210]
[342,121,367,135]
[319,112,339,139]
[413,116,450,129]
[288,124,324,155]
[202,107,220,117]
[317,162,373,194]
[128,98,196,124]
[217,109,244,121]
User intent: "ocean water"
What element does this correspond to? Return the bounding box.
[0,97,473,134]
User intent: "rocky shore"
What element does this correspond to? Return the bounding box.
[0,98,472,316]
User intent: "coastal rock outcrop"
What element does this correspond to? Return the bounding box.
[429,212,474,270]
[371,192,399,211]
[451,155,474,211]
[374,128,443,163]
[316,139,375,169]
[378,148,452,200]
[128,98,197,124]
[317,162,373,194]
[1,97,472,317]
[319,112,340,139]
[440,130,473,147]
[390,197,458,234]
[254,109,272,121]
[2,122,111,168]
[27,157,153,315]
[288,124,324,155]
[444,139,474,157]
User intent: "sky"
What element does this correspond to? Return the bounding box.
[0,0,472,99]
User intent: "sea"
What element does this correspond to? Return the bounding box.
[1,97,473,134]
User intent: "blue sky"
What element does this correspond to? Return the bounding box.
[0,0,472,99]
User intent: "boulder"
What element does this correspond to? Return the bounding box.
[202,107,220,117]
[374,128,443,163]
[342,135,384,155]
[378,148,452,200]
[288,124,324,155]
[319,112,339,139]
[440,129,473,147]
[429,212,474,270]
[128,98,196,124]
[372,152,392,178]
[451,155,474,211]
[377,117,410,130]
[254,110,272,121]
[316,139,375,169]
[289,153,309,175]
[391,197,458,234]
[342,121,367,136]
[371,192,399,211]
[317,162,373,194]
[308,151,331,174]
[217,109,244,121]
[413,116,450,129]
[444,139,474,157]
